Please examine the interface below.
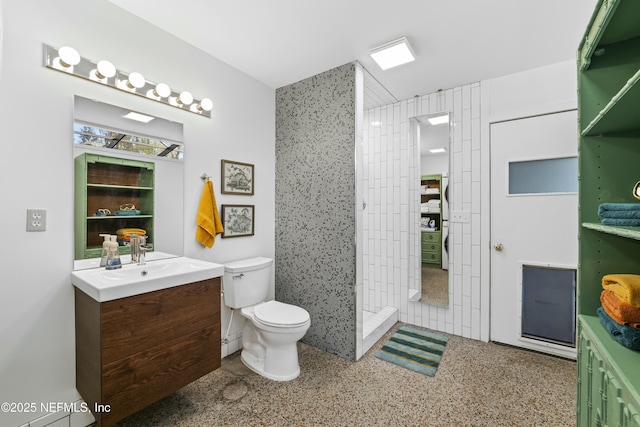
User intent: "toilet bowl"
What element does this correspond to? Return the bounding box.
[239,300,310,381]
[222,257,311,381]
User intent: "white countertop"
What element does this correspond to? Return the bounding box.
[71,255,224,302]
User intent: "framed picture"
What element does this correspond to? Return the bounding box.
[221,204,255,238]
[221,159,254,195]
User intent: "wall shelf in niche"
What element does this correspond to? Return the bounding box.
[75,153,155,260]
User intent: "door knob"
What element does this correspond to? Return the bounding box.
[494,243,504,252]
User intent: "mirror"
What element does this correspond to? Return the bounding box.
[415,112,451,307]
[73,96,185,270]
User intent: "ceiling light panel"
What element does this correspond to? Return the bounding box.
[369,37,416,70]
[123,112,155,123]
[427,115,449,126]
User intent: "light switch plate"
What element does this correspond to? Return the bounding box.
[27,209,47,231]
[450,210,470,223]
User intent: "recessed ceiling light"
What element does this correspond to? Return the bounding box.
[369,37,416,70]
[430,148,447,153]
[123,112,155,123]
[428,115,449,126]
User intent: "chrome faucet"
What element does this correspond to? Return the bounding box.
[130,234,140,263]
[137,235,147,266]
[129,234,147,265]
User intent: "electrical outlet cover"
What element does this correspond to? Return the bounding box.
[27,209,46,231]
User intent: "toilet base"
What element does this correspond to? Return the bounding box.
[241,349,300,381]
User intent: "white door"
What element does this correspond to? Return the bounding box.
[490,111,578,359]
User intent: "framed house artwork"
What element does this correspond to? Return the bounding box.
[221,204,255,238]
[221,159,254,195]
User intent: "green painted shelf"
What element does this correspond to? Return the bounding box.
[577,1,640,425]
[74,153,155,260]
[582,222,640,240]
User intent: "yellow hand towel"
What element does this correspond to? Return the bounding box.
[196,180,224,248]
[602,274,640,306]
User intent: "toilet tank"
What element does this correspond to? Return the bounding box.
[223,257,273,309]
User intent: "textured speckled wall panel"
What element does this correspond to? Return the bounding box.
[275,63,357,360]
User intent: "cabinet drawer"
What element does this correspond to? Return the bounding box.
[101,278,220,364]
[422,251,441,263]
[422,242,440,252]
[422,232,441,244]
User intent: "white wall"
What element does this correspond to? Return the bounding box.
[0,1,274,426]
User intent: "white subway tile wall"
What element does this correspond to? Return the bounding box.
[363,82,481,340]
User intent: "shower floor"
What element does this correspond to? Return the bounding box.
[362,306,398,355]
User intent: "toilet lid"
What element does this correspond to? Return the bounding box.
[254,300,310,327]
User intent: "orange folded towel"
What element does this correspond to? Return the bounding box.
[196,180,224,248]
[601,274,640,306]
[601,290,640,328]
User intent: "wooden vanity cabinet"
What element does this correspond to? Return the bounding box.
[75,278,221,426]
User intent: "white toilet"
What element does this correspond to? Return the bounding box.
[223,257,311,381]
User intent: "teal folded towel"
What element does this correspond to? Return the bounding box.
[597,307,640,351]
[598,203,640,219]
[602,218,640,226]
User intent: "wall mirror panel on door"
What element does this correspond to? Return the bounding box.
[414,112,451,307]
[73,96,185,270]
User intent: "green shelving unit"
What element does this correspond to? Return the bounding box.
[577,0,640,425]
[420,174,442,266]
[74,153,155,260]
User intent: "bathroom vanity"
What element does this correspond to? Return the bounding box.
[72,258,223,426]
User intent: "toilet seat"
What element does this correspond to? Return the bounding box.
[253,300,310,328]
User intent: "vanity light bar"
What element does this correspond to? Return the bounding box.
[43,44,213,118]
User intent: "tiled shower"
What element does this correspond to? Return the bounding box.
[362,82,482,343]
[274,62,482,362]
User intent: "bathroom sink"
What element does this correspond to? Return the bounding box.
[71,256,224,302]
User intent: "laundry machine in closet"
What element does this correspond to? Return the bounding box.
[441,176,449,270]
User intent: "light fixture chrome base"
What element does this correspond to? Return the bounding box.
[43,44,212,118]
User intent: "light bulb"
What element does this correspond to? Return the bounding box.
[96,60,116,79]
[52,46,80,72]
[126,72,145,89]
[58,46,80,68]
[177,91,193,106]
[89,60,116,83]
[198,98,213,112]
[155,83,171,98]
[146,83,171,100]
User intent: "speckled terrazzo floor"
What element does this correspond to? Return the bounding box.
[114,322,577,427]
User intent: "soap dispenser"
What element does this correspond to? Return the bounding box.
[105,235,122,270]
[99,234,110,267]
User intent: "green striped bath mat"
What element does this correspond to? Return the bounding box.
[376,326,449,377]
